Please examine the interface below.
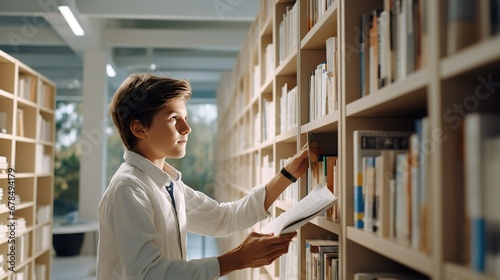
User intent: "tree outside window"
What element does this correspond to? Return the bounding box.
[54,101,83,215]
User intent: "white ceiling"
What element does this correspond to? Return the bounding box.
[0,0,258,100]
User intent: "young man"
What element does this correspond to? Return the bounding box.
[97,73,319,279]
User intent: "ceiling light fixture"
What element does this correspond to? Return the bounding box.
[106,64,116,77]
[58,5,85,36]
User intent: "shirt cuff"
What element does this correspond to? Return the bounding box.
[193,256,220,280]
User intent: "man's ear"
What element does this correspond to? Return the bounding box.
[130,119,147,140]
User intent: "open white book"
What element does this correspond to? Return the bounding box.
[261,184,338,235]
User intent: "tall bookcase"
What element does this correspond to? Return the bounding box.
[0,50,55,280]
[216,0,500,279]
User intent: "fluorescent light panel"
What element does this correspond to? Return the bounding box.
[58,5,85,36]
[106,64,116,77]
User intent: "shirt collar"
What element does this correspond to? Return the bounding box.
[123,150,182,189]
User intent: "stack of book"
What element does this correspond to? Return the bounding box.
[18,74,37,102]
[16,217,27,234]
[279,237,298,279]
[306,0,336,31]
[463,113,500,277]
[305,239,339,280]
[279,83,298,134]
[278,3,298,64]
[353,127,432,252]
[359,0,426,97]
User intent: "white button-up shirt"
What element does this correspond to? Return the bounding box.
[97,150,269,279]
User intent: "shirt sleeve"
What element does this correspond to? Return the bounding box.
[184,184,270,237]
[103,182,220,280]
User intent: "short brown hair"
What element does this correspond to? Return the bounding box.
[109,73,192,150]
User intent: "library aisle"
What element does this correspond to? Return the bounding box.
[215,0,500,279]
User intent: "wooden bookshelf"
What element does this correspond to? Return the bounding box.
[216,0,500,279]
[0,50,55,280]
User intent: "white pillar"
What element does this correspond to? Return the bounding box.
[79,50,107,222]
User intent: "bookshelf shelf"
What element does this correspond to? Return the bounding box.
[260,14,273,37]
[216,1,500,279]
[276,52,297,76]
[444,263,499,280]
[16,98,37,108]
[10,173,35,179]
[441,35,500,80]
[260,139,274,150]
[301,111,340,133]
[0,134,12,140]
[276,130,296,143]
[14,136,36,143]
[260,76,274,95]
[16,202,34,211]
[0,89,12,98]
[301,1,338,50]
[346,70,428,117]
[38,106,54,115]
[33,247,51,259]
[310,217,340,235]
[347,227,433,275]
[0,50,55,280]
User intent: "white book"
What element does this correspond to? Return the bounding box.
[310,73,315,121]
[464,113,500,272]
[395,153,410,243]
[35,264,46,280]
[397,0,408,80]
[405,0,415,75]
[261,184,337,235]
[0,112,7,133]
[379,10,389,87]
[326,37,336,114]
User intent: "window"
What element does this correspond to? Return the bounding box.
[54,101,83,215]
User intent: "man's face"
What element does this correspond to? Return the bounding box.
[144,98,191,159]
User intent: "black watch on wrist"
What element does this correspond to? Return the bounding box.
[280,167,297,183]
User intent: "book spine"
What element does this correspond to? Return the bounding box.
[354,131,365,229]
[465,114,485,272]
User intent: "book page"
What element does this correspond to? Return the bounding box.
[261,184,337,235]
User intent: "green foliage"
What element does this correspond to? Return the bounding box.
[54,101,82,215]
